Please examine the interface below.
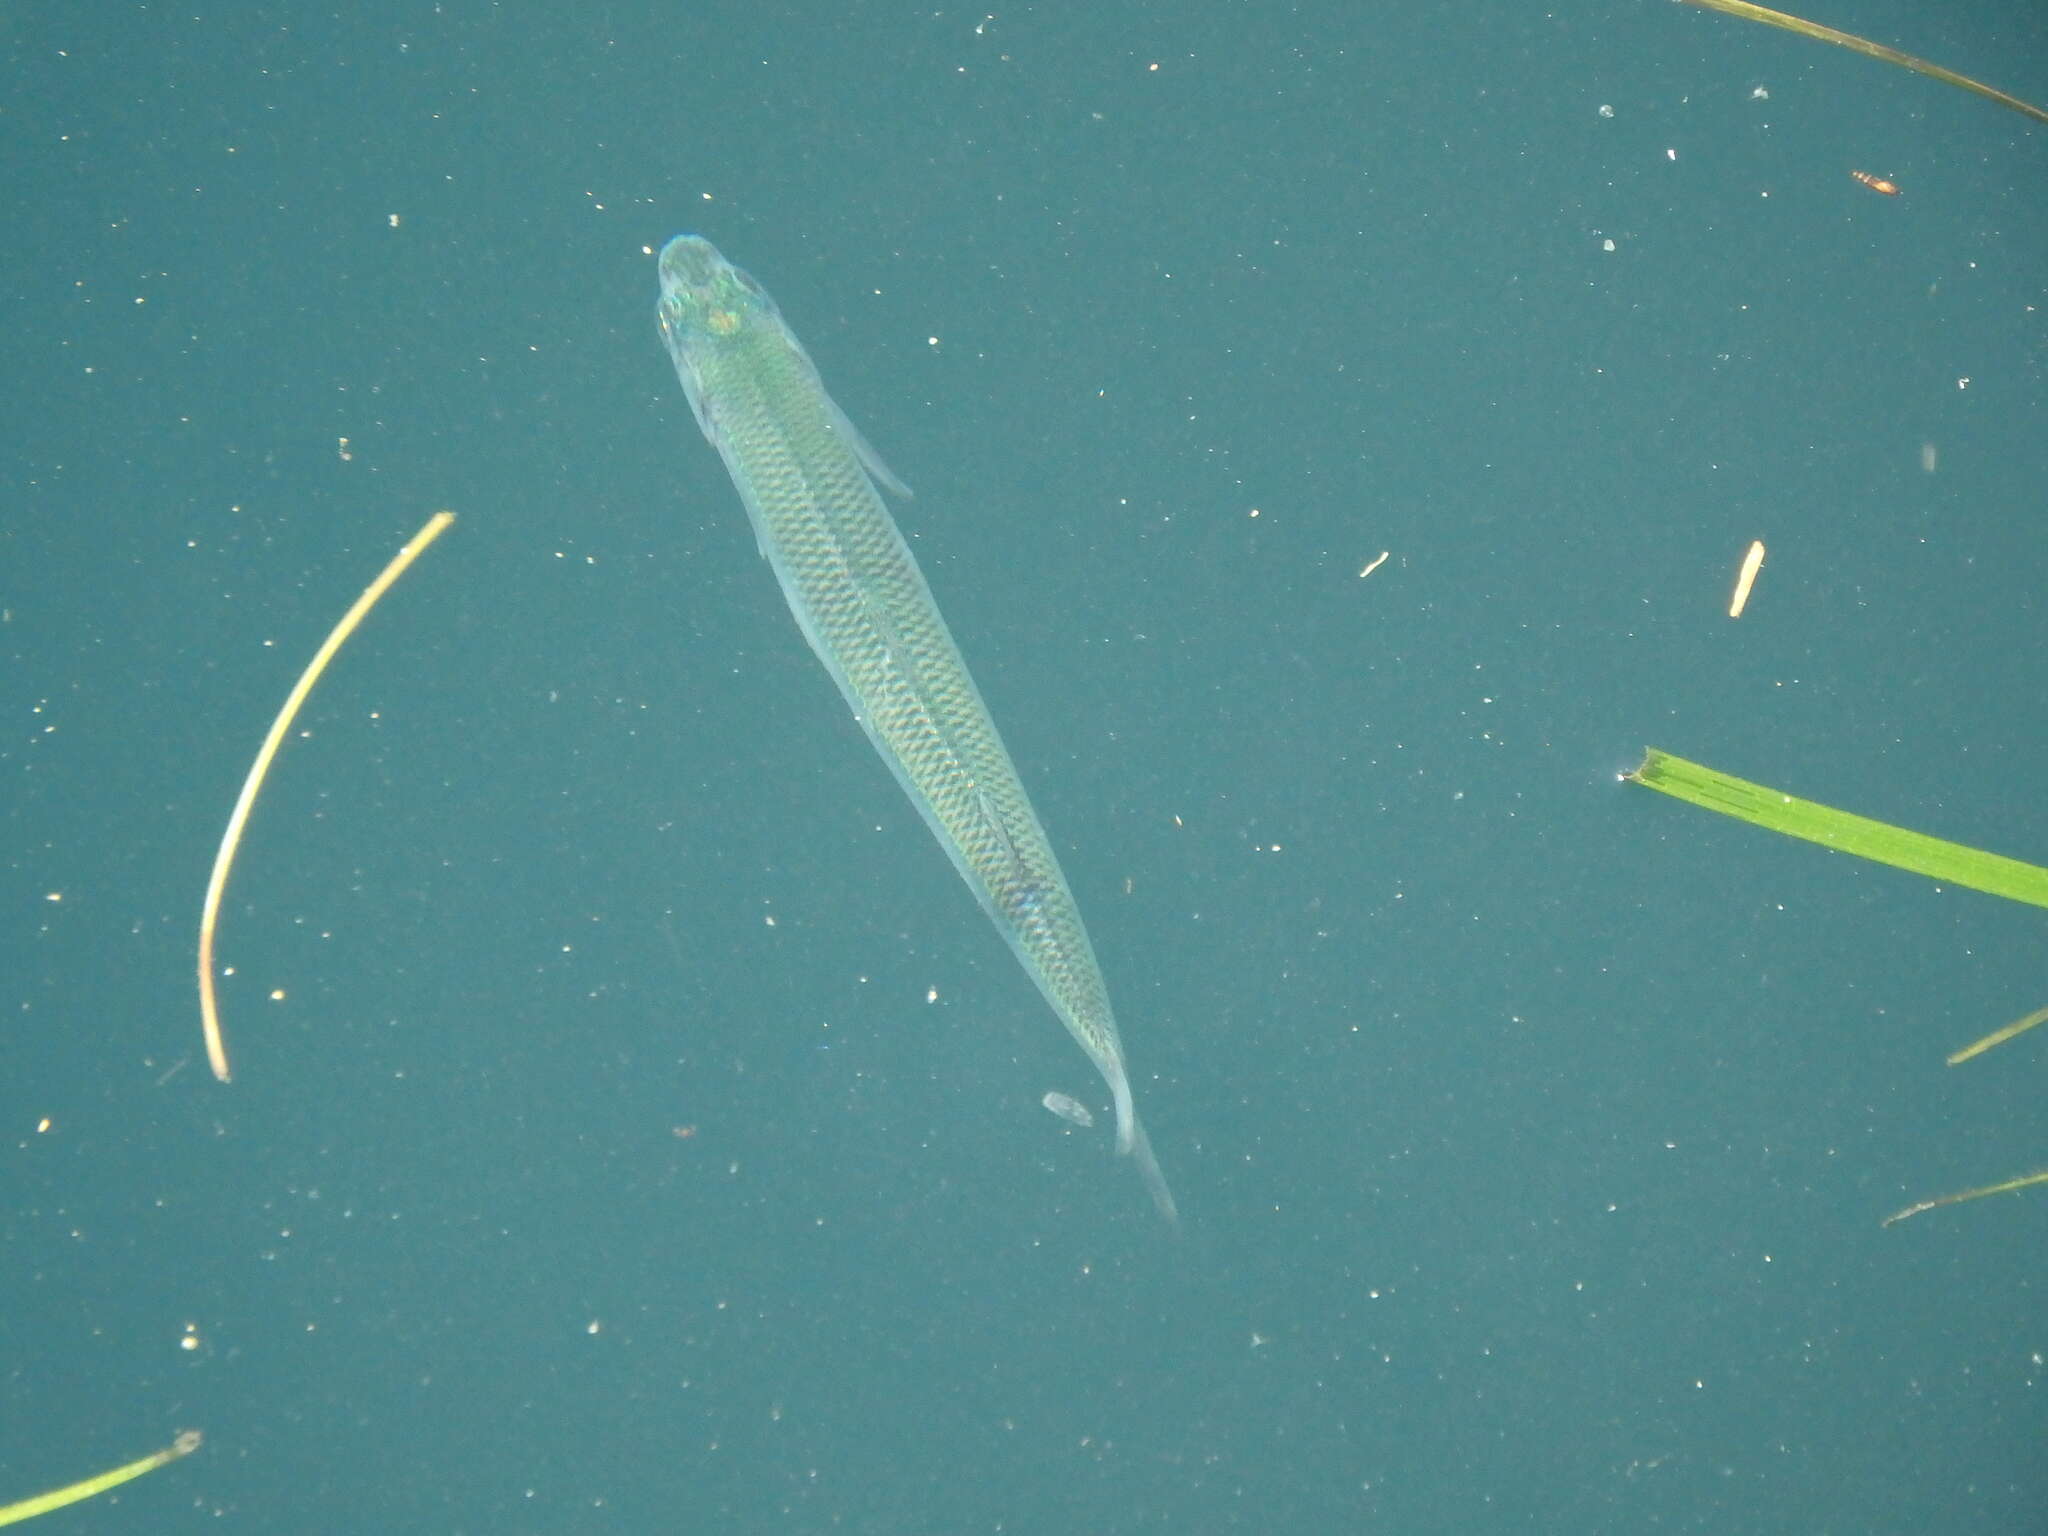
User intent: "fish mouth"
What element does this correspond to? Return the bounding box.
[658,234,725,295]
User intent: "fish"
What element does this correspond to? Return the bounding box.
[655,235,1176,1223]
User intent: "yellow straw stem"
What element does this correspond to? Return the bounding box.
[199,511,455,1081]
[1882,1169,2048,1227]
[1946,1005,2048,1066]
[1678,0,2048,125]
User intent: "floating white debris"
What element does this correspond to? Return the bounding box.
[1042,1091,1094,1128]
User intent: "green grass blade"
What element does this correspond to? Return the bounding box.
[0,1432,201,1527]
[1626,749,2048,909]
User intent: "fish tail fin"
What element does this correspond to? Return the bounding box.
[1126,1110,1179,1226]
[1111,1074,1136,1155]
[1111,1072,1178,1224]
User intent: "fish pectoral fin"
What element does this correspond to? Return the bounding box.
[820,389,914,499]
